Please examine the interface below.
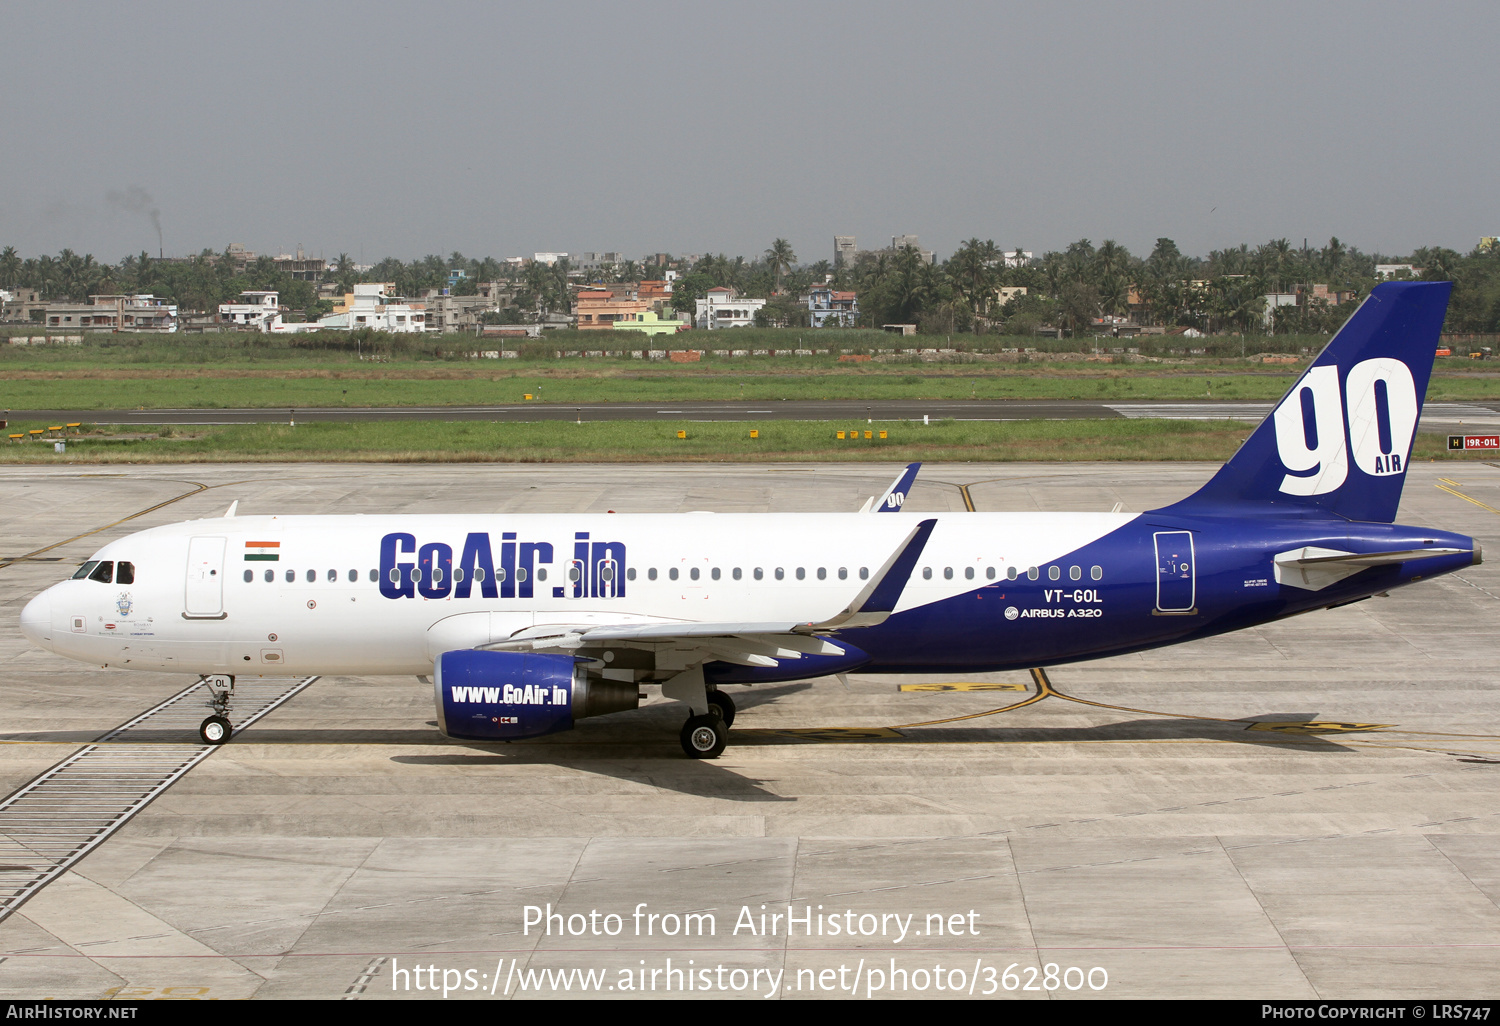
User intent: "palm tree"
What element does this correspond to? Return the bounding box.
[765,238,796,293]
[0,246,19,288]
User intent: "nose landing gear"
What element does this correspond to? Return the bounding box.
[198,674,235,745]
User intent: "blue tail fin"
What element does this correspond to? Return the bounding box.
[1158,280,1452,523]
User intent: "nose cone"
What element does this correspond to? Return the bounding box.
[19,590,52,648]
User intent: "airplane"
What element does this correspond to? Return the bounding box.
[18,281,1480,758]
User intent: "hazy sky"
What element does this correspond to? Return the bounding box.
[2,0,1496,266]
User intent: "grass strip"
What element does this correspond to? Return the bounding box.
[0,418,1491,465]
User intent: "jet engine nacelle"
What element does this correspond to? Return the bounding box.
[434,650,639,741]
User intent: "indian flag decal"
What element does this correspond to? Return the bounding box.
[244,541,280,562]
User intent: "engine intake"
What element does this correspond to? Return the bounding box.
[434,649,638,741]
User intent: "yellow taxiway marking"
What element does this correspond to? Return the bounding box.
[1246,721,1392,735]
[736,727,904,743]
[1434,480,1500,516]
[898,682,1028,693]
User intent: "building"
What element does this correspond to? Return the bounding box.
[0,286,46,324]
[317,283,428,332]
[807,286,858,327]
[637,280,674,315]
[1375,264,1420,279]
[218,290,282,330]
[419,288,515,333]
[694,287,765,329]
[574,287,649,330]
[837,234,937,268]
[612,310,686,336]
[533,252,568,266]
[1003,250,1033,268]
[38,295,177,332]
[274,245,325,281]
[572,252,625,271]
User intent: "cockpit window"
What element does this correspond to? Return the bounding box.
[88,561,114,584]
[72,561,99,580]
[116,562,134,585]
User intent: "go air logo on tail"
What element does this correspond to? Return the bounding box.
[1274,358,1418,496]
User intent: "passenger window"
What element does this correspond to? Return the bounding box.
[348,569,358,582]
[409,568,420,582]
[453,567,465,582]
[943,567,953,580]
[568,566,581,583]
[72,561,99,580]
[859,567,869,580]
[690,567,700,581]
[1048,566,1060,581]
[369,569,378,582]
[515,567,527,582]
[648,567,658,581]
[327,568,337,582]
[965,567,975,580]
[732,567,742,580]
[796,567,806,580]
[838,567,847,580]
[600,565,614,582]
[536,568,548,582]
[669,568,679,581]
[754,568,764,580]
[388,568,399,583]
[116,562,134,585]
[308,569,318,583]
[432,567,444,584]
[775,568,784,580]
[89,561,114,584]
[243,569,253,583]
[1007,566,1018,581]
[986,566,996,580]
[627,568,637,581]
[711,567,720,581]
[1027,567,1039,581]
[289,569,298,583]
[922,567,932,580]
[1091,566,1103,580]
[1070,566,1081,581]
[265,569,274,583]
[817,567,826,580]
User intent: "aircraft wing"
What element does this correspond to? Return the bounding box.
[483,518,938,666]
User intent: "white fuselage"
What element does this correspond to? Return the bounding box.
[20,511,1133,676]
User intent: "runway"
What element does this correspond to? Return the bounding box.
[11,398,1500,431]
[0,461,1498,998]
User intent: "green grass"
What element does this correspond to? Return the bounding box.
[3,329,1497,409]
[0,417,1491,465]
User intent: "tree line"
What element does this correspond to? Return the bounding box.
[4,235,1498,334]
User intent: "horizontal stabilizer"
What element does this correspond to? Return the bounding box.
[1274,545,1468,591]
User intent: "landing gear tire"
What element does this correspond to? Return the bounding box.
[200,715,232,746]
[680,713,727,759]
[707,690,736,728]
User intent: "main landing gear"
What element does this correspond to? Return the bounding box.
[679,689,736,760]
[199,674,235,746]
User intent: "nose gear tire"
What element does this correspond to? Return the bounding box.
[200,715,232,745]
